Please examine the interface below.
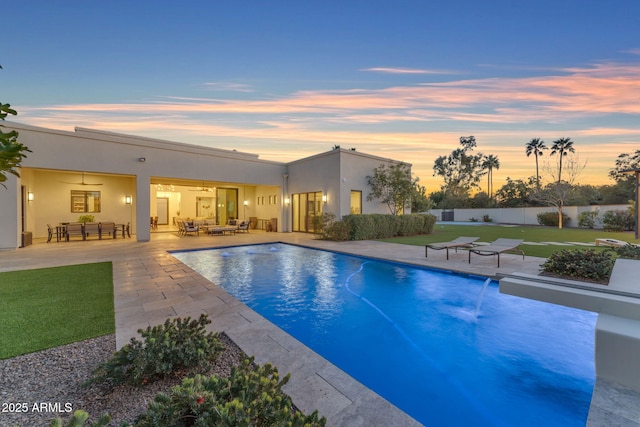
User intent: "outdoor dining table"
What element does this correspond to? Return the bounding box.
[54,222,130,242]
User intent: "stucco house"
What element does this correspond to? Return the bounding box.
[0,122,410,250]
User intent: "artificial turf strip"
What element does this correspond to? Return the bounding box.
[0,262,115,359]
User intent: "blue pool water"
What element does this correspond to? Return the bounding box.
[172,243,596,427]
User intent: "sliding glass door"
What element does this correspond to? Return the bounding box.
[291,191,322,233]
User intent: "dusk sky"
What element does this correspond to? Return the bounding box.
[3,1,640,192]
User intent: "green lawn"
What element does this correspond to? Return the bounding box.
[0,262,115,359]
[381,224,639,258]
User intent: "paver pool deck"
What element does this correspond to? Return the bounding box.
[1,231,638,426]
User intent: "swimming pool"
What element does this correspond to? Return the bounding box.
[172,243,596,427]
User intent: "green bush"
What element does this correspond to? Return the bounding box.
[537,211,570,227]
[609,244,640,260]
[323,219,352,241]
[577,211,599,229]
[542,249,615,282]
[134,358,326,427]
[341,213,435,240]
[89,314,223,387]
[602,209,635,231]
[49,411,110,427]
[318,213,435,241]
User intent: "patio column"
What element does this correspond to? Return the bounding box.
[136,174,151,242]
[0,174,20,250]
[281,173,289,232]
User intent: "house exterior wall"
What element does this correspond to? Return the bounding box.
[287,150,342,217]
[285,148,410,221]
[338,150,408,216]
[1,122,409,249]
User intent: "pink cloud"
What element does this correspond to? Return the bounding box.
[361,67,455,75]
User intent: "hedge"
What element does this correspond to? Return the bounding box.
[323,213,436,241]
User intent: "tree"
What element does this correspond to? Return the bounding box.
[525,138,546,189]
[532,182,575,229]
[608,149,640,200]
[550,137,575,184]
[366,163,417,215]
[0,65,31,188]
[410,183,433,213]
[432,136,485,205]
[495,176,537,207]
[481,154,500,199]
[531,154,585,228]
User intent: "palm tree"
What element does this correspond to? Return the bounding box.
[525,138,546,188]
[550,137,575,183]
[481,154,500,199]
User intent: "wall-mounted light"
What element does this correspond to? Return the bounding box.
[28,192,34,201]
[284,197,290,205]
[243,200,249,206]
[322,194,327,203]
[138,157,146,162]
[125,195,132,204]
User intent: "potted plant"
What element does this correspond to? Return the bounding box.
[78,214,95,223]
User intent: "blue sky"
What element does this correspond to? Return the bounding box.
[3,0,640,191]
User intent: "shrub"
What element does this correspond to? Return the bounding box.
[89,314,223,387]
[318,213,435,241]
[482,214,492,223]
[577,211,599,229]
[602,209,635,231]
[325,220,352,241]
[49,411,110,427]
[134,358,326,427]
[316,212,351,241]
[610,244,640,260]
[542,249,615,282]
[339,213,435,240]
[536,211,570,227]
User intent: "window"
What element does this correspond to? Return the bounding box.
[71,190,101,213]
[350,190,362,214]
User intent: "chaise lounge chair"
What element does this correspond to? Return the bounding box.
[425,236,479,260]
[468,238,524,268]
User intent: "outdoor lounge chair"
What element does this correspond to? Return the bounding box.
[468,238,525,268]
[237,221,249,233]
[182,221,199,236]
[425,236,479,260]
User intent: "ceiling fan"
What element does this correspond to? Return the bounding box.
[60,172,103,186]
[189,181,215,192]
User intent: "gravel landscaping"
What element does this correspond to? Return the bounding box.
[0,333,246,427]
